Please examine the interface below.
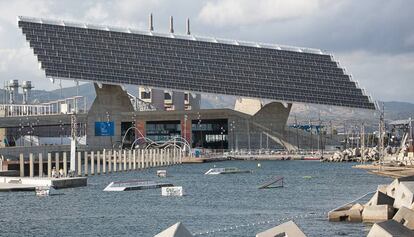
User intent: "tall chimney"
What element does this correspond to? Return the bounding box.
[149,13,154,31]
[169,16,174,33]
[186,18,190,35]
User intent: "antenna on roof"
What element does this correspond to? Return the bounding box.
[186,18,190,35]
[149,13,154,31]
[169,16,174,33]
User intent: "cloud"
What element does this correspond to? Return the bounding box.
[84,2,109,22]
[0,0,52,25]
[198,0,320,26]
[337,50,414,103]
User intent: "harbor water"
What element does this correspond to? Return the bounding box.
[0,160,391,236]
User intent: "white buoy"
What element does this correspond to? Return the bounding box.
[257,163,261,168]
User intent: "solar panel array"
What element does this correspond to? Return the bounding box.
[18,17,376,109]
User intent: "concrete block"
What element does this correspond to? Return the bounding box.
[378,184,388,194]
[362,205,394,223]
[365,191,395,207]
[393,206,414,230]
[367,220,414,237]
[154,222,193,237]
[256,220,306,237]
[328,204,362,222]
[394,181,414,209]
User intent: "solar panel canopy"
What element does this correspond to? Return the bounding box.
[18,17,376,110]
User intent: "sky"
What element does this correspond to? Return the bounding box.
[0,0,413,103]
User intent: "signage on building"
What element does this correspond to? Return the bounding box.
[95,122,114,136]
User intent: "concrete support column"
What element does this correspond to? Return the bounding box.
[91,151,95,175]
[84,151,88,176]
[97,151,101,175]
[167,149,170,166]
[179,150,182,164]
[47,153,52,178]
[128,150,132,170]
[77,151,82,176]
[63,152,67,176]
[55,152,60,172]
[102,149,106,174]
[133,150,136,170]
[29,153,34,178]
[38,153,43,177]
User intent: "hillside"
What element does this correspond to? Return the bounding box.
[1,83,413,126]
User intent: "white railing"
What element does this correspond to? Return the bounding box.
[0,96,86,117]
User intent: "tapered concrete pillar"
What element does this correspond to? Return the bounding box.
[97,151,101,175]
[63,152,67,176]
[90,151,95,175]
[84,151,88,176]
[29,153,34,178]
[133,150,136,170]
[167,149,170,165]
[128,150,132,170]
[38,153,43,177]
[47,153,52,178]
[102,149,106,174]
[77,151,82,176]
[179,150,182,164]
[55,152,59,172]
[113,150,117,172]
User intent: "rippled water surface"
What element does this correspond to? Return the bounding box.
[0,160,391,237]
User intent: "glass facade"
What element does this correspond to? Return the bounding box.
[192,119,228,149]
[18,18,376,109]
[146,120,181,142]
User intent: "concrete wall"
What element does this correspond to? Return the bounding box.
[87,84,134,149]
[172,91,185,111]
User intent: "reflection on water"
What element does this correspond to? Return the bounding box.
[0,160,391,237]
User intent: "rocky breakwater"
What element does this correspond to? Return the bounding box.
[328,176,414,236]
[322,147,380,162]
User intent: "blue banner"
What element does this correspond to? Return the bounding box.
[95,122,114,136]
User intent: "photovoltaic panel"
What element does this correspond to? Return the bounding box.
[18,17,376,109]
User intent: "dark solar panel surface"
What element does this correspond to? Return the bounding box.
[18,20,376,109]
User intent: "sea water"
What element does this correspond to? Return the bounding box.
[0,160,391,236]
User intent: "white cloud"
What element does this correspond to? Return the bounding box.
[0,0,52,25]
[198,0,320,26]
[84,2,109,22]
[337,50,414,103]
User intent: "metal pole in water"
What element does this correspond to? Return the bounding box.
[90,151,95,175]
[20,154,24,177]
[38,153,43,177]
[133,150,136,170]
[97,150,101,175]
[84,151,88,176]
[128,150,132,170]
[29,153,33,178]
[77,151,82,176]
[48,153,52,178]
[55,152,60,173]
[63,152,67,176]
[102,149,106,174]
